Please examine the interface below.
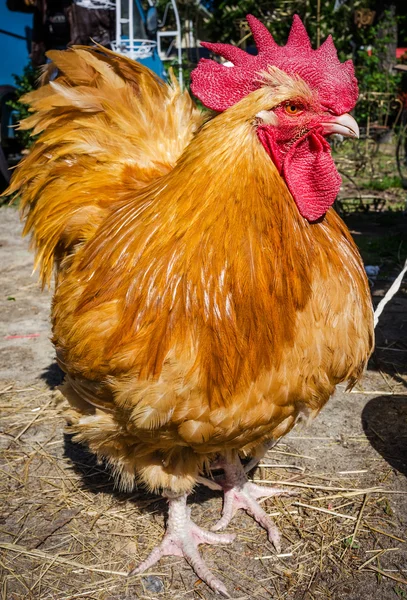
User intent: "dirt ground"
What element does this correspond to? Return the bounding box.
[1,205,406,600]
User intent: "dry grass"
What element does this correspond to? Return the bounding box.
[1,383,406,600]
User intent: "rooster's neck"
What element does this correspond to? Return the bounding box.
[155,110,303,240]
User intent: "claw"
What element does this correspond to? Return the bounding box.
[212,457,291,551]
[128,493,234,596]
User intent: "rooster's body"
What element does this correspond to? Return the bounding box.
[8,16,373,595]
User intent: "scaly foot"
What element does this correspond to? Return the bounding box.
[129,492,235,597]
[210,458,291,552]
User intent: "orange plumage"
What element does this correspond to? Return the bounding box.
[7,19,374,594]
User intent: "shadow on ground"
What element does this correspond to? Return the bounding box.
[362,394,407,476]
[63,432,221,520]
[40,360,222,515]
[41,361,65,388]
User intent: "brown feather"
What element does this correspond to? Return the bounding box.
[7,46,201,286]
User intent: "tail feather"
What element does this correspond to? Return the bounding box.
[6,46,202,286]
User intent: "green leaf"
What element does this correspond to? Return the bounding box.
[343,536,360,549]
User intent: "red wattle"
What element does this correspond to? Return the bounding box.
[282,132,341,221]
[258,128,341,222]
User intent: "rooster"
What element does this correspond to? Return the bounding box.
[7,15,373,596]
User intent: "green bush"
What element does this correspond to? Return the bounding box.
[7,62,39,150]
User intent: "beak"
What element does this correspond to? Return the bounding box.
[321,113,359,139]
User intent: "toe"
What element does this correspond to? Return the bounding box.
[192,522,235,544]
[264,523,281,552]
[183,543,231,597]
[248,483,292,499]
[211,513,233,531]
[212,578,231,597]
[211,489,240,531]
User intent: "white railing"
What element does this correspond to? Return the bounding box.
[111,39,157,59]
[74,0,116,9]
[114,0,183,88]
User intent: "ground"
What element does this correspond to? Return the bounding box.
[0,205,406,600]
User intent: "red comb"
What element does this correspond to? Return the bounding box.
[191,15,358,115]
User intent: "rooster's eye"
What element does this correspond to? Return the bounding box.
[285,104,303,116]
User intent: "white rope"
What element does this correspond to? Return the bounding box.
[373,257,407,328]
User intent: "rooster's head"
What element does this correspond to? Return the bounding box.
[191,15,359,222]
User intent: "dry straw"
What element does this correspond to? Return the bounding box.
[1,384,406,599]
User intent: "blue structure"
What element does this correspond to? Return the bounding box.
[0,5,31,86]
[111,0,181,85]
[1,0,181,86]
[0,4,32,189]
[0,0,181,189]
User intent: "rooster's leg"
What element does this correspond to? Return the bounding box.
[129,492,234,597]
[242,439,279,473]
[211,457,290,552]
